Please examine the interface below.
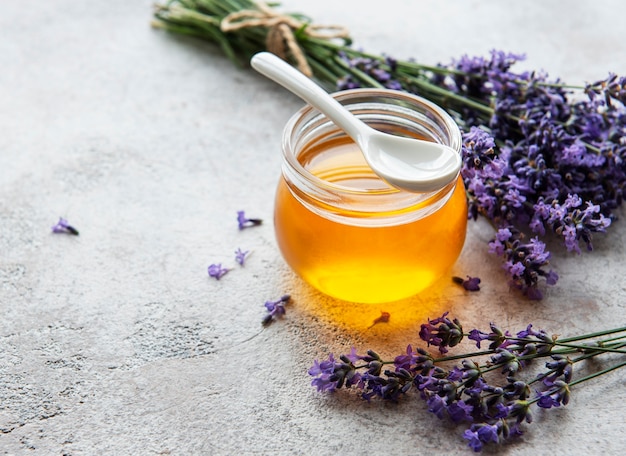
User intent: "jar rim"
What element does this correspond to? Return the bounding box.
[280,88,463,225]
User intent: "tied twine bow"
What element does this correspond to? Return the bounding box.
[220,2,349,77]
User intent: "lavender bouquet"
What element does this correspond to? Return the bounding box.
[153,0,625,299]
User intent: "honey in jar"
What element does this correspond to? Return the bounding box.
[275,89,467,303]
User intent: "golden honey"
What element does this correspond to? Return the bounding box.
[276,89,467,303]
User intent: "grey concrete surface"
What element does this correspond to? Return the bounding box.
[1,0,626,454]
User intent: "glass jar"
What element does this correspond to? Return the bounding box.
[275,88,467,303]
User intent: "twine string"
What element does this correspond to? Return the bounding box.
[220,2,349,77]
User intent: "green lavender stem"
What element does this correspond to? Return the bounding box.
[557,325,626,343]
[568,359,626,388]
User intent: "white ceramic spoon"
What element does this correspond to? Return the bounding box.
[250,52,461,193]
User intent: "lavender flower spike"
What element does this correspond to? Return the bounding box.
[51,217,79,235]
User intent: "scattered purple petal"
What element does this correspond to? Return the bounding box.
[262,294,291,326]
[51,217,79,235]
[237,210,263,230]
[234,248,250,266]
[207,263,230,280]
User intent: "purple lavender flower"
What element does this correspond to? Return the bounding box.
[462,127,496,172]
[448,366,463,382]
[492,402,510,419]
[51,217,79,235]
[468,329,490,349]
[419,312,464,354]
[262,294,291,326]
[513,324,555,355]
[337,53,403,91]
[535,382,570,409]
[309,353,339,392]
[508,400,533,424]
[468,322,511,350]
[309,348,367,391]
[585,73,626,106]
[536,393,561,409]
[536,380,570,408]
[488,228,511,255]
[477,423,500,443]
[459,359,482,386]
[337,75,361,90]
[463,375,487,399]
[362,350,384,376]
[504,380,531,402]
[207,263,229,280]
[346,347,364,363]
[415,365,446,393]
[447,400,474,423]
[490,348,521,375]
[515,323,541,339]
[463,428,484,453]
[463,423,500,452]
[531,195,612,254]
[234,247,250,266]
[374,368,414,401]
[384,56,398,71]
[426,394,447,419]
[236,210,262,230]
[393,344,431,372]
[539,355,573,386]
[487,226,557,299]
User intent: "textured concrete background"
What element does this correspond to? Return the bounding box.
[1,0,626,454]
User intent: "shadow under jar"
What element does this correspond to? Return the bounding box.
[275,89,467,304]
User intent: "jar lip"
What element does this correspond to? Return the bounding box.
[281,88,463,225]
[282,88,462,198]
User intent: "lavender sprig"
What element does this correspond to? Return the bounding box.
[309,312,626,452]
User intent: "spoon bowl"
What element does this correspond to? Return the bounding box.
[250,52,462,193]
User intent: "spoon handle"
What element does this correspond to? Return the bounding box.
[250,52,366,143]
